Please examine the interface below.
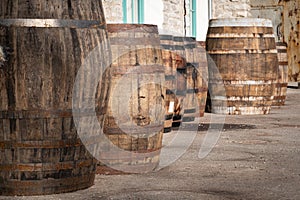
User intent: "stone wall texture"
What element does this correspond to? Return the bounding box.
[161,0,185,36]
[102,0,123,23]
[212,0,252,18]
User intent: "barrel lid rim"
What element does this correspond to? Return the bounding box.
[209,18,273,27]
[107,23,159,33]
[0,19,104,28]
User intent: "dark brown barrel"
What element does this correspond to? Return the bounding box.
[273,42,288,107]
[172,36,187,127]
[206,18,278,115]
[0,1,110,196]
[160,35,176,133]
[98,24,165,174]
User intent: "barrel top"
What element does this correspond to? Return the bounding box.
[0,19,105,28]
[107,23,158,34]
[209,18,273,27]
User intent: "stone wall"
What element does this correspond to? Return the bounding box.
[212,0,252,18]
[102,0,123,23]
[161,0,185,36]
[249,0,282,42]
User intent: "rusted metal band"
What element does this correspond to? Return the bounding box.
[276,48,287,53]
[184,44,196,49]
[173,36,185,42]
[0,138,83,149]
[184,108,196,114]
[165,114,173,120]
[0,19,105,28]
[161,44,174,50]
[207,49,278,54]
[165,75,176,81]
[276,42,287,46]
[166,89,176,94]
[111,64,165,75]
[183,37,196,42]
[273,96,287,100]
[173,45,185,51]
[0,108,105,119]
[104,126,163,135]
[159,35,173,40]
[109,37,160,46]
[278,61,288,65]
[275,83,288,87]
[107,24,159,34]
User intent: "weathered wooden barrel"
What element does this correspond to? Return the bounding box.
[97,24,165,174]
[172,36,187,127]
[272,42,288,107]
[160,35,176,133]
[206,18,278,115]
[0,1,110,196]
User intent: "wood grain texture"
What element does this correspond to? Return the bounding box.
[207,19,278,115]
[0,0,110,196]
[0,0,106,20]
[97,24,165,175]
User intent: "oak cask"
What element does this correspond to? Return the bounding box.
[0,1,110,195]
[206,18,278,115]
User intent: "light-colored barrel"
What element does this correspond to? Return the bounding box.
[98,24,165,174]
[206,18,278,115]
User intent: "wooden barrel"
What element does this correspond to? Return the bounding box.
[206,18,278,115]
[272,42,288,107]
[172,36,187,127]
[97,24,165,174]
[0,1,110,196]
[160,35,176,133]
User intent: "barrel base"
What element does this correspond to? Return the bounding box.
[96,151,161,175]
[0,173,95,196]
[212,106,271,115]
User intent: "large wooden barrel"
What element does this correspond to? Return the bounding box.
[97,24,165,174]
[160,35,176,133]
[0,1,110,196]
[273,42,288,107]
[206,18,278,115]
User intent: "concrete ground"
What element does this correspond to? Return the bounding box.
[1,88,300,200]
